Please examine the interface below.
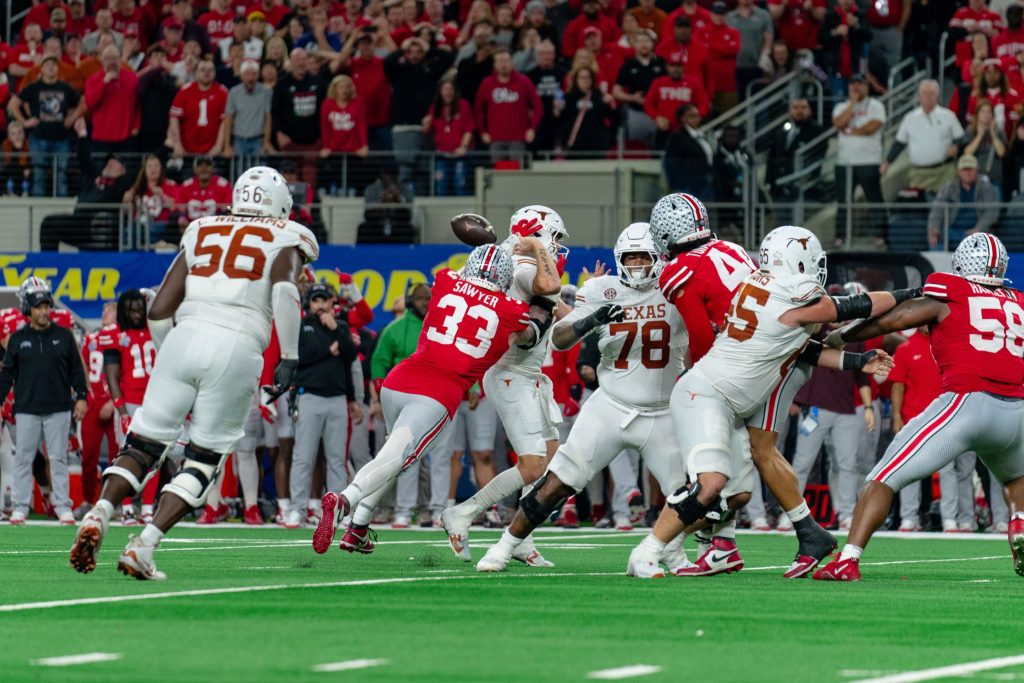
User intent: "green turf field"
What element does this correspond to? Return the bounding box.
[0,524,1022,682]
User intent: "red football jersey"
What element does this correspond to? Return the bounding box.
[658,238,756,364]
[922,272,1024,398]
[169,82,229,154]
[177,175,233,220]
[888,331,943,422]
[0,307,74,337]
[82,330,110,403]
[98,325,156,405]
[198,9,235,43]
[383,269,530,416]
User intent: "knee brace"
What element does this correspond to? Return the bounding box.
[103,433,170,493]
[162,444,229,508]
[519,472,565,526]
[666,482,721,527]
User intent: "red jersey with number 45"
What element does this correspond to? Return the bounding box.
[922,272,1024,398]
[658,238,756,364]
[384,269,530,416]
[82,329,111,403]
[97,325,156,405]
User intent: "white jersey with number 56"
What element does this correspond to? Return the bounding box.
[692,270,821,416]
[567,275,687,411]
[177,215,319,348]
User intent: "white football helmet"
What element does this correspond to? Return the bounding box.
[649,193,712,255]
[461,244,514,292]
[232,166,293,220]
[952,232,1008,287]
[759,225,827,300]
[507,205,569,266]
[614,222,663,289]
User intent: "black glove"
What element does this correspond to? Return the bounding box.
[572,303,626,338]
[262,358,299,403]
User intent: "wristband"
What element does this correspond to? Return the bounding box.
[112,397,126,409]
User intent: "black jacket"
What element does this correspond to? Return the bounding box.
[0,323,86,415]
[818,8,872,78]
[137,66,179,148]
[765,119,827,196]
[383,48,456,125]
[296,311,359,399]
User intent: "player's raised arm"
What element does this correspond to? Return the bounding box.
[515,236,561,296]
[781,288,920,327]
[797,339,895,377]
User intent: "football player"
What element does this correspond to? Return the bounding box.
[440,206,567,566]
[100,289,159,524]
[79,302,118,513]
[70,166,318,580]
[816,233,1024,581]
[311,241,556,555]
[630,195,840,578]
[475,223,691,572]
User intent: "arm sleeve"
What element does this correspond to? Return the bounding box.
[676,280,716,364]
[271,281,302,359]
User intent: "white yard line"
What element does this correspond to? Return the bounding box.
[848,654,1024,683]
[587,664,663,679]
[311,658,389,673]
[31,652,122,667]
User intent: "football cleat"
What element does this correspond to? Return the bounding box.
[196,503,230,525]
[942,519,958,533]
[117,535,167,581]
[306,507,321,526]
[312,492,350,554]
[1009,517,1024,576]
[751,516,771,532]
[673,537,743,577]
[339,525,377,554]
[613,513,634,532]
[483,506,504,528]
[786,526,837,579]
[775,516,794,533]
[812,557,861,581]
[283,510,304,529]
[626,543,665,579]
[121,505,139,526]
[476,544,512,572]
[69,512,108,573]
[512,536,555,567]
[391,515,411,529]
[243,505,264,525]
[9,510,26,525]
[58,510,76,526]
[140,505,154,525]
[958,521,975,533]
[440,507,473,562]
[898,519,922,532]
[554,503,578,529]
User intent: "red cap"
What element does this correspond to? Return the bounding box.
[582,26,602,38]
[983,57,1003,72]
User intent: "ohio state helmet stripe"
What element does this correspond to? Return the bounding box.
[480,245,496,274]
[984,233,999,270]
[677,193,707,229]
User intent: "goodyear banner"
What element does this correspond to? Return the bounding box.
[0,246,616,329]
[6,247,1023,329]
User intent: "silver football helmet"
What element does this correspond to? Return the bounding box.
[952,232,1008,287]
[19,275,53,313]
[461,244,514,292]
[649,193,712,255]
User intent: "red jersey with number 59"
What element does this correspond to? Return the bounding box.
[97,325,156,405]
[82,329,111,403]
[922,272,1024,397]
[658,238,756,363]
[384,269,530,415]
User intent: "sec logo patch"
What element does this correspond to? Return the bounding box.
[604,288,617,300]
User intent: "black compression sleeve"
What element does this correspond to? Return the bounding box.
[830,293,874,322]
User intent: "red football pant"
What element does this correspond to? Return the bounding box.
[79,404,116,504]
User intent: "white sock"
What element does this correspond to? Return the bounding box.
[1013,512,1024,522]
[462,467,525,514]
[786,501,811,523]
[839,544,863,562]
[277,497,290,514]
[141,504,153,516]
[237,449,259,508]
[139,524,165,547]
[499,528,525,549]
[94,499,114,520]
[713,518,737,540]
[641,533,667,553]
[352,502,374,526]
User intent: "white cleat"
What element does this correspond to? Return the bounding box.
[476,544,512,573]
[775,516,794,533]
[440,506,473,562]
[117,535,167,581]
[626,543,665,579]
[511,536,554,568]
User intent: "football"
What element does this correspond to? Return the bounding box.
[450,213,497,246]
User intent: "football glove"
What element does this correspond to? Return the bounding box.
[262,359,299,403]
[571,303,625,339]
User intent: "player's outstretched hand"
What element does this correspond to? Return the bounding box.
[594,303,625,325]
[861,349,894,380]
[263,359,299,402]
[581,260,607,282]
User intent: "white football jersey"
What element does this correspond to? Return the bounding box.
[692,270,820,416]
[176,215,319,348]
[492,255,560,375]
[566,275,687,411]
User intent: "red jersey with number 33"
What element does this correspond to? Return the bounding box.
[97,325,156,405]
[922,272,1024,398]
[384,269,530,416]
[658,238,756,364]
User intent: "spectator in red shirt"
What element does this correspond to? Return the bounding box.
[423,78,475,195]
[176,155,232,222]
[84,45,139,155]
[993,5,1024,61]
[562,0,619,59]
[661,0,712,44]
[112,0,151,50]
[656,17,711,95]
[320,74,370,195]
[23,0,67,38]
[160,21,186,63]
[644,56,709,135]
[168,59,228,157]
[769,0,825,53]
[475,48,543,162]
[200,0,236,45]
[867,0,910,74]
[65,0,96,40]
[334,32,394,151]
[584,26,627,84]
[950,0,1004,66]
[123,154,178,245]
[10,24,45,81]
[707,1,741,112]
